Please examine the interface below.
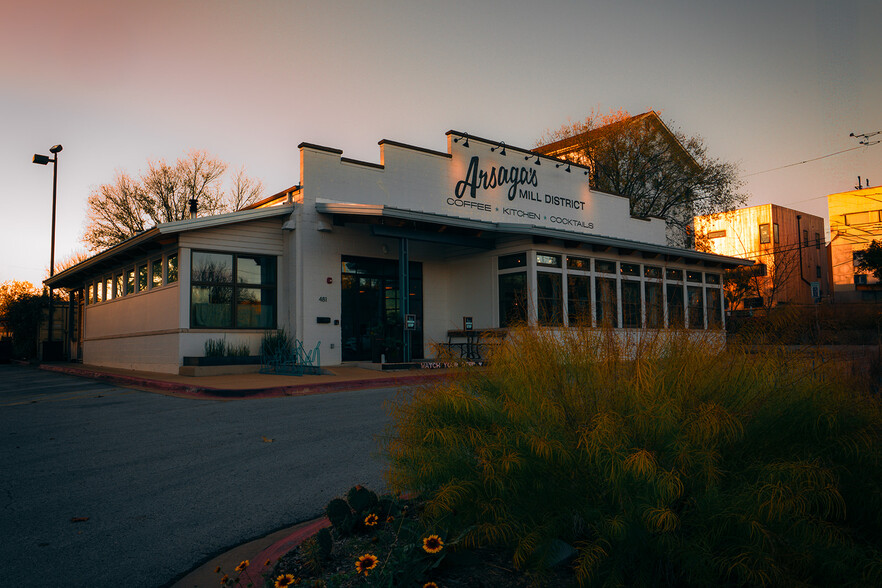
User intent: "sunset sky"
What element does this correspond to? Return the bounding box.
[2,0,880,287]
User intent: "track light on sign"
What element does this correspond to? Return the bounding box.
[453,134,469,147]
[556,161,571,172]
[524,154,540,165]
[490,141,506,156]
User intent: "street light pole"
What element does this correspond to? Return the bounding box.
[33,144,63,359]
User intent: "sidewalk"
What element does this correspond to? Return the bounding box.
[39,362,458,400]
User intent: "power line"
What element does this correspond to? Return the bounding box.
[744,145,868,177]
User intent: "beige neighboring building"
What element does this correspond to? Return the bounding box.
[694,204,827,309]
[828,184,882,302]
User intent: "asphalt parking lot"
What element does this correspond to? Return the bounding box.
[0,364,400,587]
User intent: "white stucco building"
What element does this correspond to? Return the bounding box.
[47,131,750,374]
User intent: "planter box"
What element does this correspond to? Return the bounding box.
[182,356,261,367]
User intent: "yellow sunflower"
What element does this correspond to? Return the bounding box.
[274,574,297,588]
[355,553,379,575]
[364,513,379,526]
[234,560,249,572]
[422,534,444,554]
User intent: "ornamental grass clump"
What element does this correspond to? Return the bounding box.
[385,326,882,586]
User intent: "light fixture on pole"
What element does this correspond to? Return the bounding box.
[32,144,63,360]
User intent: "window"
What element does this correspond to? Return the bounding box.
[567,256,590,271]
[595,278,618,327]
[816,265,822,279]
[105,277,112,300]
[707,289,722,329]
[688,287,704,329]
[855,274,868,285]
[567,275,591,325]
[759,223,771,244]
[536,253,561,268]
[773,223,779,244]
[705,273,721,285]
[644,265,662,279]
[815,232,821,250]
[622,281,641,328]
[595,260,616,274]
[125,269,135,295]
[96,281,103,303]
[151,259,163,288]
[667,284,684,328]
[190,251,277,329]
[665,268,683,281]
[167,254,178,283]
[115,274,124,298]
[644,283,663,328]
[87,283,94,304]
[537,272,562,325]
[803,229,809,247]
[686,271,702,283]
[498,252,526,270]
[620,263,640,276]
[138,264,148,292]
[499,272,528,327]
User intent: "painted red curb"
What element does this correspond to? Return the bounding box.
[37,363,451,399]
[251,517,332,581]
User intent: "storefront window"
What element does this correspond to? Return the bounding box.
[567,275,591,325]
[644,265,662,279]
[667,284,684,328]
[688,286,704,329]
[190,251,276,329]
[567,256,590,271]
[644,283,663,328]
[707,289,722,329]
[536,253,561,268]
[125,269,135,295]
[595,278,618,327]
[499,272,528,327]
[666,268,683,281]
[537,272,562,325]
[620,263,640,277]
[498,252,527,270]
[595,260,616,274]
[115,274,124,297]
[105,277,112,300]
[622,281,641,328]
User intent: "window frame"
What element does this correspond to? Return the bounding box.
[189,250,278,330]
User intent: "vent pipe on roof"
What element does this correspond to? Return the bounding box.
[188,198,198,218]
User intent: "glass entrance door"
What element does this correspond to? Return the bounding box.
[341,256,423,362]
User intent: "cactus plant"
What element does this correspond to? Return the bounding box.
[346,484,378,515]
[326,498,354,536]
[315,527,333,559]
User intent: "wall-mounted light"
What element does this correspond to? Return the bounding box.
[524,154,540,165]
[453,134,469,148]
[490,141,506,156]
[556,161,571,172]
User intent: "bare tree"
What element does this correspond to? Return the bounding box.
[724,245,801,312]
[537,109,746,247]
[83,150,264,251]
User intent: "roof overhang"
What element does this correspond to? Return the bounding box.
[315,199,752,268]
[46,205,295,289]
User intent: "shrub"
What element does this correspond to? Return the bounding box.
[385,327,882,586]
[261,328,292,358]
[204,337,251,357]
